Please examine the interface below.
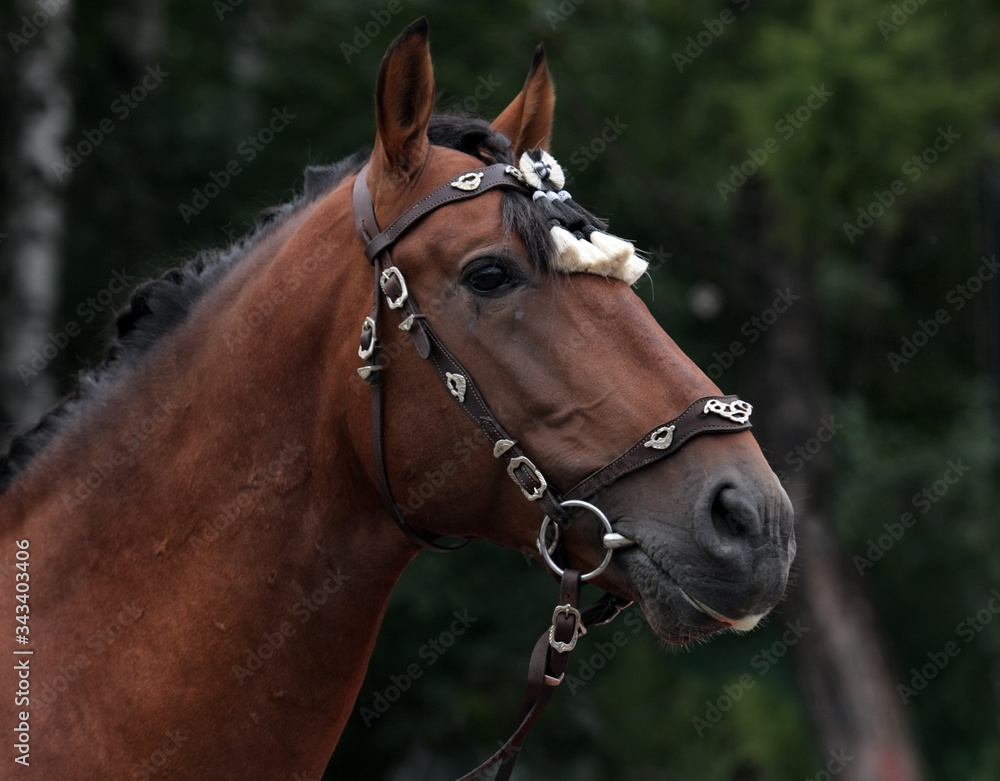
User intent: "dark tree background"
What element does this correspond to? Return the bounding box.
[2,1,998,779]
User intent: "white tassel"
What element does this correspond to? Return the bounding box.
[550,227,596,274]
[621,254,649,286]
[553,229,590,272]
[588,231,634,265]
[551,225,645,282]
[549,225,577,258]
[574,238,617,276]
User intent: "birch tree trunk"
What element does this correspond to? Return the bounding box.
[733,185,925,781]
[0,0,74,437]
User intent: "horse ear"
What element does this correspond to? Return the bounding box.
[491,44,555,155]
[373,18,434,179]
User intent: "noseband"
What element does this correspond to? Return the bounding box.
[352,160,753,779]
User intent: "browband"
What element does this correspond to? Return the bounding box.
[360,164,530,262]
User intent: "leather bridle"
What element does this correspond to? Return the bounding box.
[352,160,754,779]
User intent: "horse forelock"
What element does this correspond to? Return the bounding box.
[425,115,632,284]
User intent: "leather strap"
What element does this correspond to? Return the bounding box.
[363,164,528,262]
[455,569,583,781]
[564,395,751,501]
[402,306,570,524]
[354,168,471,552]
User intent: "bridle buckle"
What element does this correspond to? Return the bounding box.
[358,316,376,360]
[507,455,547,501]
[549,604,586,653]
[379,266,409,309]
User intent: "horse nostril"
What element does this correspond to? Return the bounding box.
[710,486,762,541]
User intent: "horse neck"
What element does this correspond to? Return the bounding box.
[0,180,417,775]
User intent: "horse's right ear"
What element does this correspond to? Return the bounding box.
[491,44,555,155]
[372,18,434,180]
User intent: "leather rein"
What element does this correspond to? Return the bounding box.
[351,160,753,779]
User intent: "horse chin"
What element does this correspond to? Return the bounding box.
[608,526,786,645]
[612,545,739,645]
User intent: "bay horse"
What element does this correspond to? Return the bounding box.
[0,19,795,779]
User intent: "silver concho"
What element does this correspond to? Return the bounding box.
[504,165,525,183]
[445,372,467,403]
[644,424,675,450]
[703,399,753,424]
[450,171,484,191]
[493,439,515,458]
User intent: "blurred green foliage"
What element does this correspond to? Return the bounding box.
[1,0,998,778]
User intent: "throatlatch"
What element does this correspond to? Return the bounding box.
[352,155,755,780]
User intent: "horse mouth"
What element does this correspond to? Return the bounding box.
[677,589,767,632]
[607,528,769,644]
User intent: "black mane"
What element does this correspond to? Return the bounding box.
[0,115,606,492]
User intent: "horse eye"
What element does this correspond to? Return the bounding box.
[465,260,517,295]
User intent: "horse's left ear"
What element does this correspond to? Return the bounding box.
[492,44,555,155]
[373,18,434,179]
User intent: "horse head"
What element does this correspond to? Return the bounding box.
[353,19,795,645]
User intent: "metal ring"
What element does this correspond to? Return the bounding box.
[538,499,615,582]
[536,519,560,558]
